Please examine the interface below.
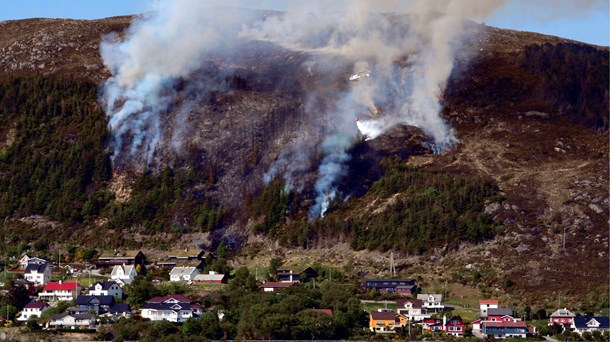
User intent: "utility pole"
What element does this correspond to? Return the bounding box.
[390,252,396,276]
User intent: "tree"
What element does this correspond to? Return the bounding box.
[267,256,283,281]
[6,282,30,310]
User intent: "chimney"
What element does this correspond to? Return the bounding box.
[59,280,63,284]
[443,315,446,331]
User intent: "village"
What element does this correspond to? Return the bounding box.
[0,248,607,340]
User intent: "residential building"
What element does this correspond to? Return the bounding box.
[104,303,132,320]
[75,295,115,315]
[88,281,123,298]
[193,271,227,284]
[571,315,610,335]
[169,266,199,282]
[259,281,296,293]
[38,281,80,302]
[48,313,96,330]
[141,294,201,323]
[444,316,466,336]
[487,307,516,322]
[418,318,444,333]
[363,279,416,294]
[110,264,137,286]
[24,262,53,285]
[300,267,319,282]
[369,310,407,333]
[19,255,50,269]
[277,269,300,283]
[97,250,146,268]
[417,293,445,313]
[396,298,430,321]
[480,299,499,318]
[167,248,205,260]
[482,321,528,338]
[14,279,37,295]
[548,308,576,329]
[17,301,49,321]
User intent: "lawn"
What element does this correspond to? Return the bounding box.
[362,300,397,312]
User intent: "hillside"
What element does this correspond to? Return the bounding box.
[0,15,607,308]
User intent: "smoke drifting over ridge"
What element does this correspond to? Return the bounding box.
[103,0,586,217]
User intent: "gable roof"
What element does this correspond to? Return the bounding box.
[43,281,79,291]
[480,299,499,305]
[397,298,423,308]
[488,307,514,316]
[76,295,115,306]
[573,316,610,329]
[193,273,226,282]
[24,301,49,310]
[88,281,120,291]
[169,267,198,276]
[550,308,576,317]
[25,263,48,273]
[147,294,192,303]
[111,264,136,277]
[370,311,398,320]
[109,303,131,314]
[142,302,191,312]
[167,248,204,259]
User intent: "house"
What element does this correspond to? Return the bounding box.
[571,315,610,335]
[169,266,199,282]
[110,264,137,286]
[300,266,319,282]
[548,308,576,329]
[17,301,49,322]
[418,318,444,333]
[97,250,146,268]
[14,279,37,295]
[369,310,407,333]
[141,294,201,323]
[487,307,516,322]
[167,248,205,260]
[259,281,296,293]
[105,303,132,320]
[24,262,53,285]
[157,258,206,270]
[482,320,528,338]
[396,298,430,321]
[363,279,416,294]
[480,299,499,318]
[75,295,115,315]
[193,271,227,284]
[308,309,333,317]
[88,281,123,298]
[38,281,80,302]
[444,316,466,336]
[417,293,445,312]
[277,269,300,283]
[19,255,50,269]
[48,313,96,330]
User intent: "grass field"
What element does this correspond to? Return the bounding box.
[362,301,397,312]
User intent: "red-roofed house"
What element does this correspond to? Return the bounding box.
[17,301,50,321]
[38,281,80,301]
[480,299,499,318]
[259,282,296,293]
[444,316,466,336]
[418,318,444,333]
[309,309,333,317]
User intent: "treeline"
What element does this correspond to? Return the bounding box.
[257,157,500,254]
[0,75,111,222]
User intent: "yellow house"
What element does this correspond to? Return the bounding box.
[369,311,408,333]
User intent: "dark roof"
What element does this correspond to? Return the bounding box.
[142,302,191,312]
[14,279,34,285]
[109,303,131,314]
[25,263,47,273]
[483,321,527,328]
[24,301,48,309]
[370,311,398,320]
[88,281,119,291]
[259,282,296,288]
[573,316,610,329]
[147,294,192,303]
[76,295,115,306]
[488,307,514,316]
[397,298,423,308]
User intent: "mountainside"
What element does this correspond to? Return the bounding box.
[0,15,607,307]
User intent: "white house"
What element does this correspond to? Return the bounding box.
[38,281,80,302]
[19,255,50,269]
[140,295,201,323]
[110,264,137,286]
[480,299,499,318]
[169,267,199,282]
[417,294,445,313]
[397,298,431,321]
[48,313,96,330]
[572,316,609,334]
[88,281,123,298]
[17,302,50,321]
[24,262,53,285]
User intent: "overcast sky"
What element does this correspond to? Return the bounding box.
[0,0,607,46]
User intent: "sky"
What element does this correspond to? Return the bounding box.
[0,0,607,46]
